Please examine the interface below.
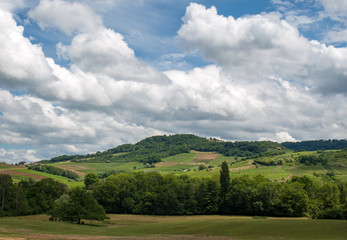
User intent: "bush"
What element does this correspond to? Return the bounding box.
[317,207,343,219]
[198,164,206,171]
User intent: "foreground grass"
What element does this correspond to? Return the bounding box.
[0,214,346,240]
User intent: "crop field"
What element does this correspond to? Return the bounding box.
[0,165,83,188]
[0,214,346,240]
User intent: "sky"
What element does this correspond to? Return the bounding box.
[1,0,347,163]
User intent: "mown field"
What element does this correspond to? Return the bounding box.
[0,214,346,240]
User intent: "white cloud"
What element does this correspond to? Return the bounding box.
[28,0,103,35]
[319,0,347,23]
[178,3,347,94]
[0,88,166,160]
[324,29,347,44]
[0,0,26,11]
[68,28,169,84]
[0,148,40,164]
[0,9,53,89]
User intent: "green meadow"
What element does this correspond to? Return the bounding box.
[0,214,346,240]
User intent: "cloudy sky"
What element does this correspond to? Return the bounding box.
[1,0,347,163]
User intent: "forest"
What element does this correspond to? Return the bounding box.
[282,139,347,151]
[1,161,346,222]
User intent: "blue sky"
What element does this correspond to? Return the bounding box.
[1,0,347,163]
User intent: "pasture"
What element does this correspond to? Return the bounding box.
[0,214,346,240]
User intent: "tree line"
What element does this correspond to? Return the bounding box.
[28,165,80,181]
[1,162,346,222]
[87,163,347,219]
[282,139,347,151]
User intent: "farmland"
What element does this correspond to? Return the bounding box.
[3,149,347,187]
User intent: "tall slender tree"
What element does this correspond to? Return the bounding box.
[219,161,230,212]
[0,174,13,211]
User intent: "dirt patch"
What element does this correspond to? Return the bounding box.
[0,170,46,179]
[156,162,180,167]
[193,153,218,160]
[54,165,90,176]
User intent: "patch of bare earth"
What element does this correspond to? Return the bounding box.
[23,235,234,240]
[193,153,218,160]
[54,165,90,176]
[156,162,180,167]
[191,153,218,165]
[0,170,46,179]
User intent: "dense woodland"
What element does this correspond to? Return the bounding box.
[282,139,347,151]
[1,162,346,221]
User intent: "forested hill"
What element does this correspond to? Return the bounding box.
[43,134,285,164]
[282,139,347,151]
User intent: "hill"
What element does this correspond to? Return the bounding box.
[4,134,347,184]
[43,134,286,164]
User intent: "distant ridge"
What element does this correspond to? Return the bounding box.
[281,139,347,151]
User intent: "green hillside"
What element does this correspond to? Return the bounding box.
[5,134,347,185]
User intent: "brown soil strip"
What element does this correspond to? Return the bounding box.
[193,153,218,160]
[0,170,46,179]
[54,165,90,176]
[156,162,180,167]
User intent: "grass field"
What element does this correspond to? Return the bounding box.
[0,214,346,240]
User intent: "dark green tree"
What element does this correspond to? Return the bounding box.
[0,174,13,212]
[274,182,309,217]
[50,187,107,224]
[219,161,230,212]
[26,178,67,214]
[84,173,99,190]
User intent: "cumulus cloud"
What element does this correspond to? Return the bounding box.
[0,148,41,164]
[68,28,169,84]
[178,3,347,94]
[0,9,53,89]
[0,89,165,162]
[28,0,103,35]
